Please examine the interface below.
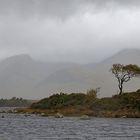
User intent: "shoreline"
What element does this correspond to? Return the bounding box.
[16,108,140,118]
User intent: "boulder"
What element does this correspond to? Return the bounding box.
[55,112,64,118]
[40,113,48,117]
[80,115,90,120]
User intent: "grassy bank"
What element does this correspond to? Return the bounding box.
[17,90,140,118]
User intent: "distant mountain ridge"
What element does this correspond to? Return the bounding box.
[37,48,140,97]
[0,54,80,99]
[0,48,140,99]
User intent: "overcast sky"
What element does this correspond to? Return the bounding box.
[0,0,140,63]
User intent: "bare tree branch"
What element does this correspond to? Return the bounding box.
[111,64,140,95]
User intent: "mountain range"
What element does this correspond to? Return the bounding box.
[0,48,140,99]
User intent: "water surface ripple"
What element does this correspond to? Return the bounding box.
[0,114,139,140]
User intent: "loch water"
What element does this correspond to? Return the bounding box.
[0,114,139,140]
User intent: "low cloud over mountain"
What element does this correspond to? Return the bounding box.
[0,49,139,99]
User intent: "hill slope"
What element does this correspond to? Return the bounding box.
[38,48,140,97]
[0,49,140,99]
[0,54,79,98]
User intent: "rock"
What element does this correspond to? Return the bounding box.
[13,110,18,113]
[1,115,5,118]
[55,112,64,118]
[24,113,31,117]
[80,115,90,120]
[40,113,48,117]
[121,116,127,118]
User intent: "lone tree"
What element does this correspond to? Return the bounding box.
[111,64,140,95]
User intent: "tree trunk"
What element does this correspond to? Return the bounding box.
[118,80,123,95]
[119,86,123,95]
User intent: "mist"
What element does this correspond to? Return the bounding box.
[0,0,140,63]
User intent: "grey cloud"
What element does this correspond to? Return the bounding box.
[0,0,140,19]
[0,0,140,63]
[87,0,140,6]
[0,0,85,19]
